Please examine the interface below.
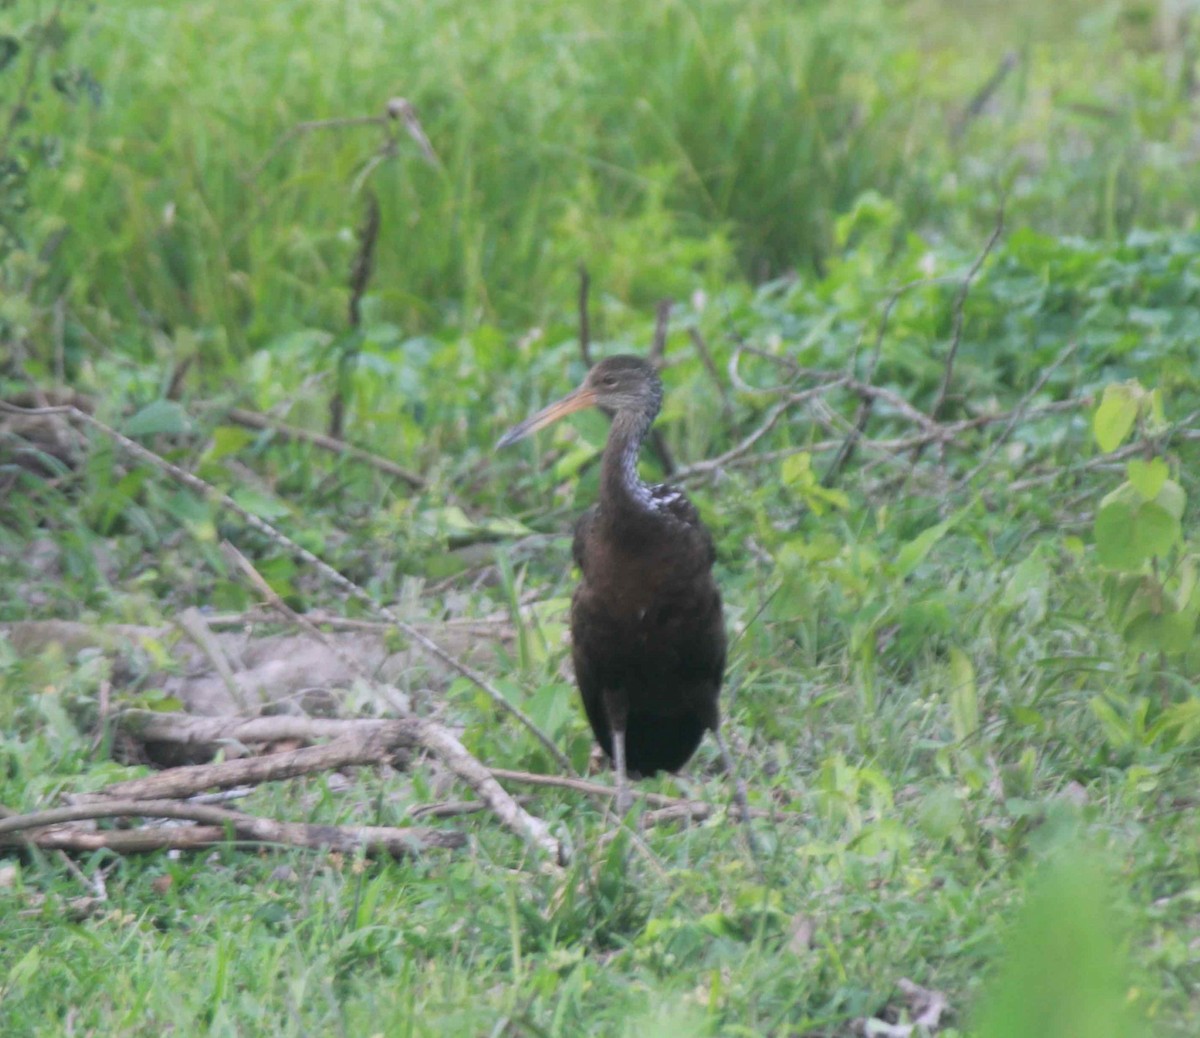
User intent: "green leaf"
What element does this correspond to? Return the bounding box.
[893,518,953,578]
[948,647,978,743]
[206,425,257,463]
[1125,458,1167,501]
[1155,478,1186,521]
[123,399,189,438]
[1094,497,1181,569]
[1092,383,1139,452]
[231,487,290,520]
[1122,609,1196,655]
[781,452,815,488]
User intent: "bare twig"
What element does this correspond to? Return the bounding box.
[1007,408,1200,492]
[487,767,776,818]
[249,98,439,182]
[688,327,733,419]
[175,607,253,713]
[952,51,1020,140]
[348,191,380,330]
[331,190,382,439]
[930,202,1006,424]
[223,407,423,487]
[675,380,848,479]
[649,299,673,364]
[955,341,1077,491]
[420,723,566,863]
[679,396,1094,480]
[218,539,413,716]
[578,264,592,366]
[822,273,951,486]
[0,799,463,858]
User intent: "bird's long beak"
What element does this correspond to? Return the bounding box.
[495,385,597,449]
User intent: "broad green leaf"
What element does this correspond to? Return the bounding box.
[206,425,257,463]
[1122,608,1196,655]
[781,452,814,487]
[1155,478,1186,520]
[1154,700,1200,744]
[1094,498,1181,569]
[1092,383,1139,452]
[1090,697,1132,749]
[948,647,978,743]
[1125,457,1167,500]
[124,399,189,438]
[231,486,290,520]
[893,518,952,578]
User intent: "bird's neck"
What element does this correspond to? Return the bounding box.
[600,409,658,526]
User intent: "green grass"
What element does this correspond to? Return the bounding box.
[4,0,1200,1034]
[19,0,1200,366]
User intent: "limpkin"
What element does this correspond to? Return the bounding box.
[497,355,751,825]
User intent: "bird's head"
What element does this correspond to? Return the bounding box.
[496,355,662,448]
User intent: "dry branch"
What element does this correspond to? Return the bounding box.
[650,299,672,363]
[487,767,777,819]
[689,327,733,419]
[0,799,463,858]
[578,264,592,366]
[224,407,424,487]
[82,725,418,803]
[106,710,568,864]
[930,202,1006,424]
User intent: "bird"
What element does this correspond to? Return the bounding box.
[497,354,751,826]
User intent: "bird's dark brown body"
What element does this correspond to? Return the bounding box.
[569,464,724,777]
[497,355,726,809]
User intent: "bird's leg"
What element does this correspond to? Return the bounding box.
[611,728,632,816]
[713,726,760,864]
[604,690,632,815]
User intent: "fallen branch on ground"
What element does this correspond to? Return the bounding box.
[0,799,464,858]
[101,709,568,864]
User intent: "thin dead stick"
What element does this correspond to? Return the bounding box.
[249,98,439,181]
[1008,409,1200,492]
[420,722,566,863]
[649,299,673,364]
[224,407,424,488]
[930,201,1006,424]
[219,540,410,715]
[487,767,776,819]
[195,609,513,636]
[952,51,1019,140]
[176,607,253,713]
[410,796,534,820]
[955,341,1078,491]
[688,327,733,419]
[0,400,568,772]
[578,264,592,366]
[675,380,848,478]
[0,799,464,857]
[678,395,1092,481]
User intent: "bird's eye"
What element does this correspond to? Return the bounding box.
[601,375,617,387]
